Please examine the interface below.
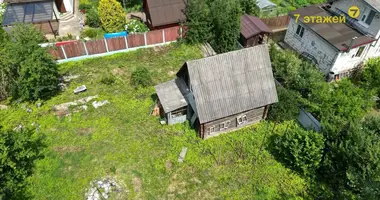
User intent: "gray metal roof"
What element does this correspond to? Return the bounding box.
[257,0,276,10]
[185,45,278,124]
[155,79,188,113]
[364,0,380,12]
[2,0,54,25]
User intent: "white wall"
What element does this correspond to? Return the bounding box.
[63,0,73,13]
[284,18,339,74]
[331,44,370,74]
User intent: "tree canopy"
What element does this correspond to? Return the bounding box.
[98,0,126,33]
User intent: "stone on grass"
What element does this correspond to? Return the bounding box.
[85,177,127,200]
[0,105,8,110]
[58,83,67,91]
[178,147,188,163]
[36,102,42,108]
[62,75,80,82]
[74,85,87,94]
[53,95,99,116]
[92,100,109,109]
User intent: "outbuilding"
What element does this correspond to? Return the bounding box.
[240,14,272,47]
[155,45,278,139]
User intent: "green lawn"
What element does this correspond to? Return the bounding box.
[0,44,307,199]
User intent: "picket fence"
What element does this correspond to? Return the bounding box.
[45,26,183,61]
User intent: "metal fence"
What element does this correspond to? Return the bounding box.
[45,26,183,61]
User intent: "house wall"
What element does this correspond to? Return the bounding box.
[202,106,265,139]
[330,44,370,75]
[167,107,187,125]
[63,0,73,13]
[284,18,339,74]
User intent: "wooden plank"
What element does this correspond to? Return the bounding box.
[107,37,127,51]
[127,34,145,48]
[86,39,107,55]
[164,26,180,42]
[146,30,164,45]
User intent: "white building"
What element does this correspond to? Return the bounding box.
[284,1,380,80]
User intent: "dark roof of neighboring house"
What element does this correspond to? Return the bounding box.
[182,45,278,124]
[289,5,376,51]
[241,14,271,39]
[155,79,188,113]
[4,0,46,3]
[2,0,54,25]
[145,0,186,27]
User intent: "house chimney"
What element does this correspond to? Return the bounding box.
[347,36,358,52]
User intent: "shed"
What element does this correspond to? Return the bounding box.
[155,45,278,139]
[240,14,272,47]
[154,78,189,125]
[143,0,186,30]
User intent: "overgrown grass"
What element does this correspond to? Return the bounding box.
[0,44,308,199]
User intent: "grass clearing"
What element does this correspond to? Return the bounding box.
[1,44,308,199]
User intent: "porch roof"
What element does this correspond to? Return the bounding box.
[155,79,188,113]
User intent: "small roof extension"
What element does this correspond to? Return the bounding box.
[241,14,272,39]
[155,79,188,113]
[289,5,376,51]
[145,0,186,27]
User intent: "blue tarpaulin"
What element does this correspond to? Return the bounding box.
[104,31,128,39]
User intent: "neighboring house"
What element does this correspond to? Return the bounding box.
[284,3,378,80]
[2,0,61,35]
[155,45,278,139]
[143,0,186,30]
[240,14,272,47]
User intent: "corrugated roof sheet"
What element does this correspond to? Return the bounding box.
[241,14,271,39]
[289,5,376,51]
[155,79,188,113]
[186,45,278,124]
[2,0,54,25]
[146,0,186,27]
[257,0,276,10]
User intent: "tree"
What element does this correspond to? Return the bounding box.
[0,24,59,102]
[209,0,241,53]
[267,87,301,122]
[272,122,325,176]
[183,0,212,44]
[98,0,126,33]
[360,58,380,107]
[239,0,260,15]
[0,128,45,199]
[86,8,101,28]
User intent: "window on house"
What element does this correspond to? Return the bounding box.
[355,46,365,57]
[365,10,376,25]
[237,115,248,125]
[219,120,231,131]
[296,25,305,38]
[207,126,215,134]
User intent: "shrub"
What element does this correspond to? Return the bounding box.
[79,3,92,11]
[100,75,116,85]
[0,128,45,199]
[81,27,104,39]
[98,0,125,33]
[125,19,149,33]
[131,67,153,88]
[86,8,101,28]
[267,87,301,122]
[272,122,325,176]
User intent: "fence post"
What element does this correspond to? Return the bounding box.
[144,32,147,46]
[61,46,67,59]
[180,26,183,39]
[83,42,89,55]
[162,29,165,43]
[104,38,109,52]
[124,36,128,49]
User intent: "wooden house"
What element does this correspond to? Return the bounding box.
[2,0,60,35]
[155,45,278,139]
[240,14,272,48]
[142,0,186,30]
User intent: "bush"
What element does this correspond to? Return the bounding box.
[79,3,92,11]
[86,8,101,28]
[0,128,45,199]
[100,75,116,85]
[267,87,301,122]
[81,27,104,39]
[125,19,149,33]
[272,122,325,176]
[131,67,153,88]
[98,0,125,33]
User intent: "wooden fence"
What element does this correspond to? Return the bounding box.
[47,26,182,60]
[261,15,290,31]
